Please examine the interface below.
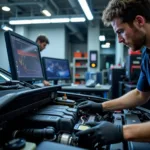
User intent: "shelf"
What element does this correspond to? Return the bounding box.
[75,77,85,79]
[73,57,88,84]
[74,58,87,60]
[75,66,87,69]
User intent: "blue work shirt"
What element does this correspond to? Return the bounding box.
[137,47,150,92]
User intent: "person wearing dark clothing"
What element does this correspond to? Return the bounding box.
[77,0,150,146]
[36,35,50,86]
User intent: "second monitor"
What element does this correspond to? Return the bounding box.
[42,57,71,85]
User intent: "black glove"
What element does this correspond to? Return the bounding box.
[76,121,124,146]
[77,100,103,114]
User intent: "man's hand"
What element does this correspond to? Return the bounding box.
[76,121,124,146]
[77,100,103,114]
[43,80,50,86]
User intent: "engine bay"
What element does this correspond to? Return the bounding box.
[1,85,150,150]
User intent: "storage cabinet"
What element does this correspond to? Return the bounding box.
[73,58,88,84]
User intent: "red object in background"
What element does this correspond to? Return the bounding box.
[83,52,88,58]
[75,73,80,77]
[128,49,141,55]
[75,62,81,66]
[75,81,80,84]
[131,65,141,73]
[74,52,82,58]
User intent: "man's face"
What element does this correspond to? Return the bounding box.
[111,17,146,51]
[37,41,47,51]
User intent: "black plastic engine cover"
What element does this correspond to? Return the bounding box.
[22,114,74,133]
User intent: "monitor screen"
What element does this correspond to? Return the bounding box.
[5,31,44,81]
[42,57,71,84]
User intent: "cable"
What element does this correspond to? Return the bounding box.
[0,80,20,85]
[0,84,20,90]
[21,81,36,89]
[0,68,36,89]
[0,80,36,90]
[0,68,11,77]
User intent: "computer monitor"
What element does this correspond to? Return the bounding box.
[4,31,44,82]
[42,57,71,85]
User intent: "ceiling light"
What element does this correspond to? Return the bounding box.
[70,17,86,22]
[9,19,51,25]
[101,42,111,48]
[101,44,109,48]
[99,35,105,41]
[1,24,13,31]
[2,6,10,11]
[51,18,70,23]
[31,19,51,24]
[41,9,51,17]
[78,0,93,20]
[9,18,70,25]
[9,15,86,25]
[9,20,31,25]
[106,42,110,46]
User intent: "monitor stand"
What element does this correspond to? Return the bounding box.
[26,81,33,85]
[53,80,58,85]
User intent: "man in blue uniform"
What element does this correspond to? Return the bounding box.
[77,0,150,146]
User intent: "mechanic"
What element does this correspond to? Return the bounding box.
[36,35,50,86]
[77,0,150,146]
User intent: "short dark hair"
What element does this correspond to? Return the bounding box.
[102,0,150,26]
[36,35,49,44]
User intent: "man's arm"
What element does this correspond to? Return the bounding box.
[102,88,150,111]
[123,122,150,141]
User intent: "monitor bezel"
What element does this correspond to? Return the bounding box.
[42,57,72,81]
[4,31,44,81]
